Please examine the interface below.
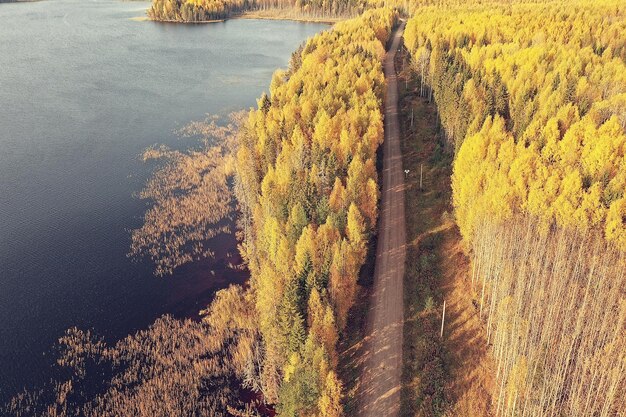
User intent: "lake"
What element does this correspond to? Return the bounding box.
[0,0,325,399]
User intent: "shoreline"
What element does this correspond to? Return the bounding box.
[131,10,341,25]
[131,15,226,23]
[236,11,339,24]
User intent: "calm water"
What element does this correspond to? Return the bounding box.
[0,0,324,398]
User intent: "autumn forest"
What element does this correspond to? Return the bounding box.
[3,0,626,416]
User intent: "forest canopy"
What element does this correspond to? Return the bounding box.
[233,8,396,414]
[404,0,626,247]
[148,0,371,22]
[405,1,626,415]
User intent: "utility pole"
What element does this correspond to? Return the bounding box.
[420,164,423,190]
[441,300,446,338]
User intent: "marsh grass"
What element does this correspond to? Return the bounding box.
[4,286,262,417]
[129,113,244,276]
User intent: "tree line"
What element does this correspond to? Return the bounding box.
[148,0,251,21]
[233,8,396,414]
[148,0,373,22]
[404,1,626,415]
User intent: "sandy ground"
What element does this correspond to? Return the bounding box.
[357,21,407,417]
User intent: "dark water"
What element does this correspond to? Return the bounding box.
[0,0,324,398]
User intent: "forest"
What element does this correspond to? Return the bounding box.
[3,8,397,416]
[147,0,370,22]
[5,0,626,416]
[148,0,250,22]
[405,0,626,415]
[232,7,395,413]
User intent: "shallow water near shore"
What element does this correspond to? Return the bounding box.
[0,0,324,399]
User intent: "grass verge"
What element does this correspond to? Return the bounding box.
[396,41,494,417]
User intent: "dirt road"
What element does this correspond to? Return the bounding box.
[358,22,406,417]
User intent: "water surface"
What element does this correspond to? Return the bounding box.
[0,0,324,398]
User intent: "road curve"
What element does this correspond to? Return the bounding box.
[358,21,407,417]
